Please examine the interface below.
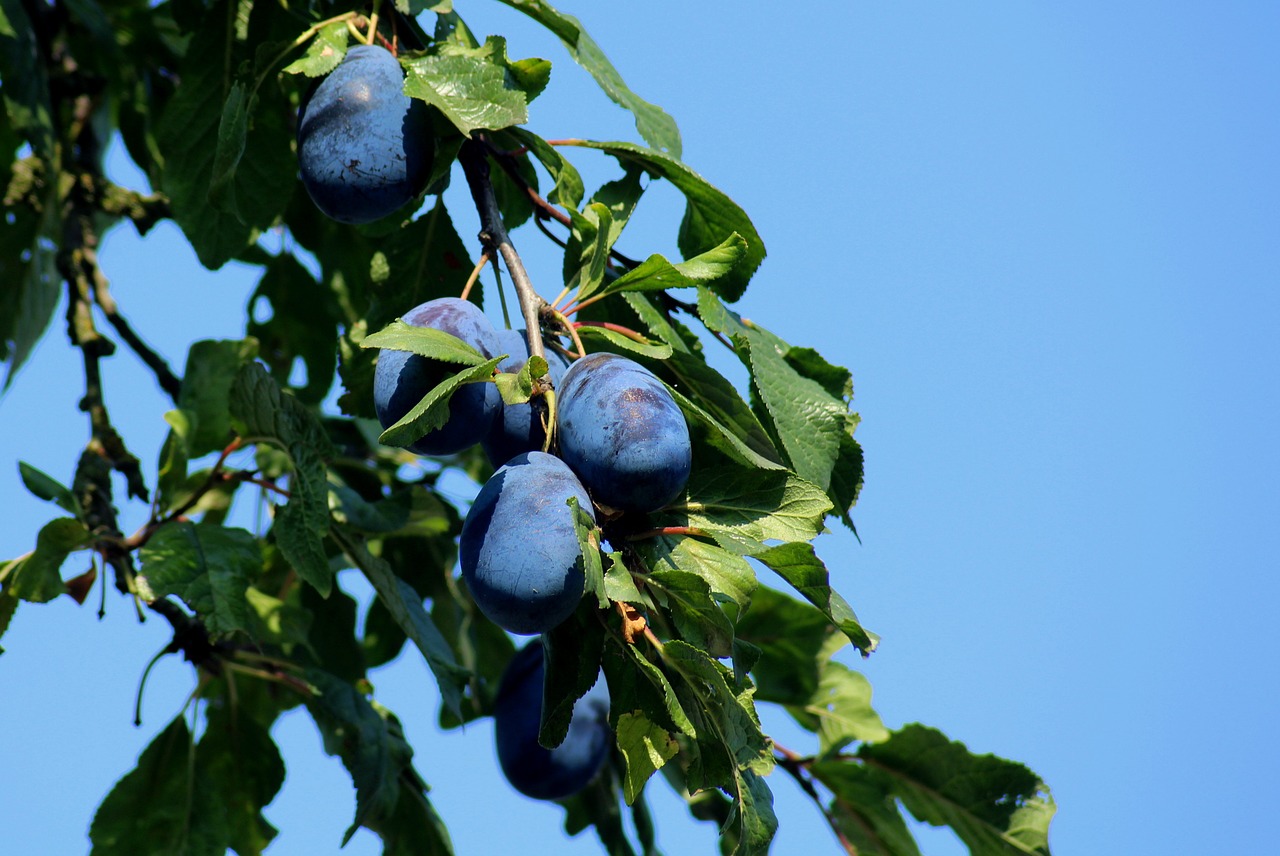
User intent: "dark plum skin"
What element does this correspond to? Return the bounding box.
[482,328,572,468]
[494,641,611,801]
[296,45,431,224]
[556,353,691,513]
[460,452,594,635]
[373,297,501,455]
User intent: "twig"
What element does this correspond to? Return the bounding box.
[458,139,546,360]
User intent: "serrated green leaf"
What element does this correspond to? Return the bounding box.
[376,356,502,448]
[17,461,81,517]
[698,289,848,492]
[1,517,92,603]
[494,0,681,157]
[647,570,734,658]
[0,177,59,388]
[403,37,546,135]
[89,717,228,856]
[660,383,780,473]
[564,141,764,300]
[136,521,261,637]
[566,202,615,300]
[728,767,777,856]
[568,495,608,609]
[853,725,1055,856]
[616,710,679,805]
[180,338,260,457]
[328,483,412,533]
[602,553,643,605]
[661,640,771,774]
[601,233,747,296]
[0,590,17,654]
[603,642,695,739]
[229,362,334,595]
[754,542,877,655]
[361,322,488,364]
[493,354,546,405]
[656,465,831,555]
[634,535,756,614]
[283,21,348,76]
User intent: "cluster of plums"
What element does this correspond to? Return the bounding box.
[493,641,611,800]
[296,44,431,224]
[373,297,692,635]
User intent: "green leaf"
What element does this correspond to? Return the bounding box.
[180,338,260,457]
[542,612,605,749]
[196,703,286,856]
[375,356,503,448]
[0,590,17,654]
[208,82,250,214]
[0,173,60,388]
[809,762,923,856]
[403,37,547,135]
[662,640,771,774]
[229,362,334,595]
[615,710,679,805]
[0,0,55,158]
[509,127,585,209]
[568,495,608,609]
[494,0,682,157]
[157,0,295,268]
[566,141,765,300]
[574,324,674,360]
[341,532,468,720]
[283,21,348,77]
[804,661,890,754]
[634,535,756,614]
[727,767,778,856]
[156,410,193,514]
[754,542,877,655]
[734,585,834,706]
[89,717,228,856]
[0,517,92,603]
[602,554,643,605]
[17,461,81,517]
[248,254,339,405]
[852,725,1056,856]
[656,464,832,555]
[600,234,747,296]
[493,354,546,405]
[136,521,262,637]
[664,383,782,473]
[647,570,734,658]
[698,290,849,493]
[361,321,488,365]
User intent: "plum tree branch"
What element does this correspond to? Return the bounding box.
[773,744,860,855]
[459,138,546,361]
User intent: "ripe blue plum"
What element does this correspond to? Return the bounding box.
[373,297,501,455]
[493,641,611,801]
[460,452,594,635]
[556,353,691,512]
[296,44,431,224]
[482,328,572,468]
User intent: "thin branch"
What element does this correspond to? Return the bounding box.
[774,745,860,855]
[459,249,490,302]
[459,139,546,360]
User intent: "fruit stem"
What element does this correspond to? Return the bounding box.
[573,320,648,343]
[365,11,379,45]
[459,249,490,302]
[547,307,587,361]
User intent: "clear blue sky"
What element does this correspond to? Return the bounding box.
[2,2,1277,854]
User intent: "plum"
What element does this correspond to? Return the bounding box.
[556,353,691,512]
[482,328,572,468]
[460,451,594,634]
[493,641,611,801]
[373,297,501,455]
[296,44,431,224]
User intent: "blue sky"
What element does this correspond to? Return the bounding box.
[2,2,1278,854]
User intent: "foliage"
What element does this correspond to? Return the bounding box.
[0,0,1055,854]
